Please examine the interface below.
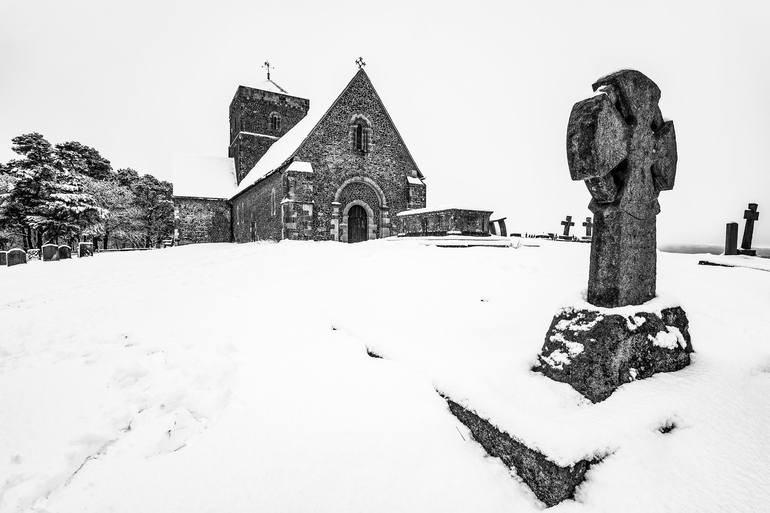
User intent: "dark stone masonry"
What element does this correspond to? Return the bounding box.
[176,197,233,245]
[395,208,493,237]
[173,68,427,245]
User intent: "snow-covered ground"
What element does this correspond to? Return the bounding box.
[2,240,769,512]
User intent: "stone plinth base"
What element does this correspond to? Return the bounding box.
[444,396,596,507]
[534,305,693,403]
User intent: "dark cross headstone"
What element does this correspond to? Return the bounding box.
[725,222,739,255]
[582,217,593,238]
[489,221,497,235]
[567,69,678,307]
[560,215,575,237]
[6,248,27,267]
[0,251,6,266]
[41,244,59,262]
[739,203,759,256]
[79,242,94,257]
[58,245,72,259]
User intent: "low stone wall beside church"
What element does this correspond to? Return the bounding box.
[175,197,232,245]
[395,208,493,237]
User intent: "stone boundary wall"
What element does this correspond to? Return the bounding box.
[395,208,492,237]
[175,197,232,245]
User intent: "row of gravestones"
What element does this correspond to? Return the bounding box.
[1,242,94,267]
[558,215,593,241]
[724,203,760,256]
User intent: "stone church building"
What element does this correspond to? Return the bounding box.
[173,67,427,244]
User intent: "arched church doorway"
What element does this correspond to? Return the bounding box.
[348,205,368,243]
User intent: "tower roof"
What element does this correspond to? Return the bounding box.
[255,78,288,95]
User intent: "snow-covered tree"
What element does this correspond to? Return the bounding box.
[81,176,144,249]
[54,141,112,180]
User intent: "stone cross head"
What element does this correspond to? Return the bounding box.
[566,69,677,220]
[561,215,575,236]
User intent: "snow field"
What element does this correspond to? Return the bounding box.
[1,240,769,512]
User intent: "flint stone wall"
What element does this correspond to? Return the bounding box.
[176,197,232,245]
[231,71,424,243]
[395,208,492,237]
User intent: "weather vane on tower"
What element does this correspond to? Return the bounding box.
[355,57,366,69]
[262,60,275,80]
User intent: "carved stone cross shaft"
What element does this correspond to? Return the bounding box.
[567,70,678,307]
[561,215,575,236]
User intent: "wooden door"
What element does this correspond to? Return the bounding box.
[348,205,368,243]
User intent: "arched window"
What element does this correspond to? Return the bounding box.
[350,115,372,154]
[269,112,281,132]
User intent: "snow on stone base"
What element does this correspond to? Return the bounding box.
[534,304,693,403]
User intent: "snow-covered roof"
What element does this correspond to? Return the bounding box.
[407,176,424,185]
[233,91,334,196]
[286,161,313,173]
[172,155,237,199]
[255,78,288,95]
[234,69,424,198]
[396,206,494,216]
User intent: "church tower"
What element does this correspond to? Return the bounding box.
[228,63,310,184]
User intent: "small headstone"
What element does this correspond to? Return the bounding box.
[6,248,27,267]
[582,217,593,238]
[739,203,759,256]
[58,245,72,259]
[78,242,94,257]
[41,244,59,262]
[725,222,739,256]
[0,251,6,266]
[560,215,575,237]
[493,217,508,237]
[489,221,497,235]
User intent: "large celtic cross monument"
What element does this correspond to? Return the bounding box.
[535,69,693,403]
[566,69,678,307]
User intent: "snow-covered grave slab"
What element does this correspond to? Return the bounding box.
[697,253,770,272]
[385,234,518,248]
[1,240,770,512]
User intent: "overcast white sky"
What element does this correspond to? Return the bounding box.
[1,0,768,245]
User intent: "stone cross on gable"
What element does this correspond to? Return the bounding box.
[741,203,759,252]
[561,215,575,236]
[355,57,366,69]
[583,217,593,237]
[567,69,678,307]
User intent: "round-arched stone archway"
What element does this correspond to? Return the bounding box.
[332,177,390,242]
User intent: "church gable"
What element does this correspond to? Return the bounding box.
[229,67,426,243]
[293,69,422,183]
